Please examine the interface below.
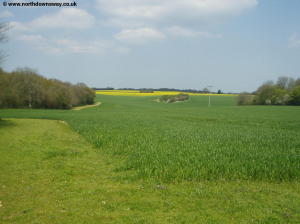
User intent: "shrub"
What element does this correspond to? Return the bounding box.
[237,93,254,105]
[159,94,189,103]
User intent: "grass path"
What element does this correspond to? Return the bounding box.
[72,102,101,111]
[1,118,300,223]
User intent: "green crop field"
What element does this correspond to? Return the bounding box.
[1,95,300,182]
[1,95,300,223]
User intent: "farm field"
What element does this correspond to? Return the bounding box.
[1,95,300,223]
[95,89,237,96]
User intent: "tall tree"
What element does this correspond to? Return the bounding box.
[276,76,289,89]
[0,22,9,65]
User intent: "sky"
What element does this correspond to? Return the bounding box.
[1,0,300,92]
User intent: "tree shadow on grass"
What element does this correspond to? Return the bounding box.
[0,119,16,128]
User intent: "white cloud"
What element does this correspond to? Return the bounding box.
[99,18,147,29]
[97,0,257,44]
[30,8,95,29]
[9,8,95,35]
[9,0,258,53]
[166,26,221,38]
[9,21,29,33]
[9,7,129,55]
[54,38,113,54]
[18,34,45,42]
[39,46,63,55]
[289,34,300,48]
[97,0,258,27]
[15,34,62,54]
[115,28,165,44]
[114,46,131,54]
[16,34,127,55]
[0,10,14,19]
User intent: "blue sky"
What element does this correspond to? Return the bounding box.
[1,0,300,92]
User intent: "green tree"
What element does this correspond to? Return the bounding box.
[253,81,275,105]
[295,78,300,86]
[289,85,300,105]
[270,88,289,105]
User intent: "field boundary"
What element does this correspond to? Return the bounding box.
[72,102,101,111]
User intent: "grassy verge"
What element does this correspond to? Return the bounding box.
[72,102,101,111]
[0,118,300,223]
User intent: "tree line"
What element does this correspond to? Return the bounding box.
[0,68,95,109]
[238,76,300,106]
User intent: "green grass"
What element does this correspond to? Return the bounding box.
[1,95,299,182]
[1,118,300,223]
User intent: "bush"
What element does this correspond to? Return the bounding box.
[159,94,189,103]
[237,93,254,105]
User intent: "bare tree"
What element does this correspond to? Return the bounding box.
[0,22,9,65]
[276,76,289,89]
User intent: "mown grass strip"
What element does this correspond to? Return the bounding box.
[0,118,300,223]
[72,101,101,111]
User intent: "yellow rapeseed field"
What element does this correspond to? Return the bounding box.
[95,90,237,96]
